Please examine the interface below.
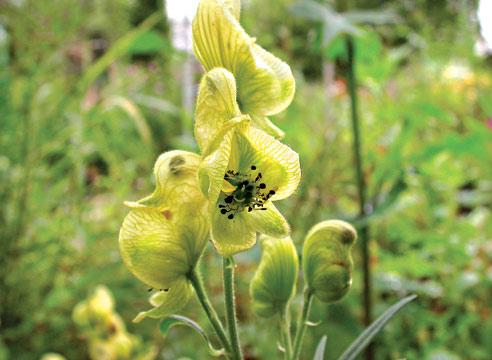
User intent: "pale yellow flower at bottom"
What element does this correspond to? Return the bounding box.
[118,151,209,322]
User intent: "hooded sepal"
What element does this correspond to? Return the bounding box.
[192,0,295,117]
[302,220,357,303]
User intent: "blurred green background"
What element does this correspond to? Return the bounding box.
[1,0,492,359]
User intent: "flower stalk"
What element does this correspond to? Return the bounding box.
[280,307,293,359]
[223,257,243,360]
[291,288,314,360]
[188,269,233,356]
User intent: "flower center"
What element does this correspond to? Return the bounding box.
[219,165,276,220]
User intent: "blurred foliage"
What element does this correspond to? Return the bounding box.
[0,0,491,359]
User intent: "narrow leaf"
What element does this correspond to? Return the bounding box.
[338,295,417,360]
[160,315,225,357]
[313,335,327,360]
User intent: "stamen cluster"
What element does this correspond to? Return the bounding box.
[218,165,276,219]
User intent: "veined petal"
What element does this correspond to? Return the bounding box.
[131,151,204,210]
[250,235,299,317]
[119,208,189,290]
[238,44,295,116]
[251,114,285,140]
[192,0,251,73]
[223,0,240,19]
[199,130,234,209]
[192,0,295,116]
[195,68,241,153]
[231,126,301,201]
[210,200,257,256]
[133,279,193,322]
[245,203,290,238]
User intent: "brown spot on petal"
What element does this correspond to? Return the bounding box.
[161,210,172,220]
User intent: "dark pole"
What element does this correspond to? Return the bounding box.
[345,35,373,360]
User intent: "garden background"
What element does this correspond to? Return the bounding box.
[1,0,492,359]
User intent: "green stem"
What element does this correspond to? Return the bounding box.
[291,289,314,360]
[223,257,243,360]
[346,35,373,360]
[188,270,232,357]
[280,306,293,359]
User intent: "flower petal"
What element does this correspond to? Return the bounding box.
[133,279,193,322]
[130,151,203,210]
[119,208,188,290]
[199,130,234,209]
[231,126,301,200]
[250,235,299,317]
[238,43,295,116]
[210,200,257,256]
[251,114,285,139]
[195,68,241,154]
[192,0,295,116]
[245,203,290,238]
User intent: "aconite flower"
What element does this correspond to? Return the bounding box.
[302,220,357,303]
[192,0,295,139]
[250,236,299,318]
[72,285,125,336]
[119,151,209,321]
[195,68,300,257]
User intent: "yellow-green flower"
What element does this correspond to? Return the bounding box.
[302,220,357,303]
[192,0,295,139]
[119,151,209,321]
[195,68,300,257]
[250,235,299,318]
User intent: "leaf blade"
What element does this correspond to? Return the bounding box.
[338,295,417,360]
[160,315,226,357]
[313,335,327,360]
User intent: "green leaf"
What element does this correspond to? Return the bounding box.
[338,295,417,360]
[160,315,226,357]
[313,335,327,360]
[129,30,170,55]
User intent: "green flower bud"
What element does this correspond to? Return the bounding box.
[302,220,357,303]
[250,236,299,317]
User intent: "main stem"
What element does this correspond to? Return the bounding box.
[346,35,373,360]
[188,270,232,356]
[223,257,243,360]
[291,289,314,360]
